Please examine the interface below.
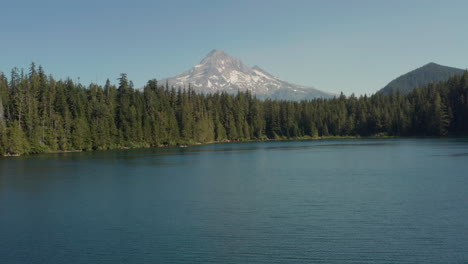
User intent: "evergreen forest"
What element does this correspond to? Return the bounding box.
[0,64,467,156]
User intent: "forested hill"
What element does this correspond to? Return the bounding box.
[378,63,465,95]
[0,64,467,156]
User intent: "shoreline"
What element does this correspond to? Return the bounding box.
[1,135,398,157]
[4,135,466,157]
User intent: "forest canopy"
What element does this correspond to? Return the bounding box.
[0,64,467,155]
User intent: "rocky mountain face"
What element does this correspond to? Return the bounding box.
[159,49,334,100]
[378,62,465,95]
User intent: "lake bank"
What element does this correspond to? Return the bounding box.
[1,134,398,157]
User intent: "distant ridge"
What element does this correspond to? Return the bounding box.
[159,49,334,100]
[378,62,465,95]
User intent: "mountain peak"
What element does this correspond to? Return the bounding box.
[422,62,443,68]
[201,49,239,65]
[202,49,235,62]
[159,49,334,100]
[206,49,227,56]
[378,62,465,94]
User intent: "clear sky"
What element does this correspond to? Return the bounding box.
[1,0,467,95]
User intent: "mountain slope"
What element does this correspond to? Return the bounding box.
[378,62,465,95]
[159,49,334,100]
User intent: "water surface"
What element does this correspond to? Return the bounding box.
[1,138,468,263]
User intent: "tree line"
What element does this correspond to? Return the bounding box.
[0,64,467,155]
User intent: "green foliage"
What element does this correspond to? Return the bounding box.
[0,65,467,156]
[5,121,30,155]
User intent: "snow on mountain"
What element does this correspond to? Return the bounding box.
[159,49,334,100]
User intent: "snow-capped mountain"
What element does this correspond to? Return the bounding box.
[159,49,334,100]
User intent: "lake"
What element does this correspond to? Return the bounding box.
[1,138,468,263]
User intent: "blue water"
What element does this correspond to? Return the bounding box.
[1,138,468,263]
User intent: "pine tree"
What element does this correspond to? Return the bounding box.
[0,65,467,156]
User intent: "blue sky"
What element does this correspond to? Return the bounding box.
[1,0,467,95]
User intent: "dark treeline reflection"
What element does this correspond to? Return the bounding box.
[0,64,467,155]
